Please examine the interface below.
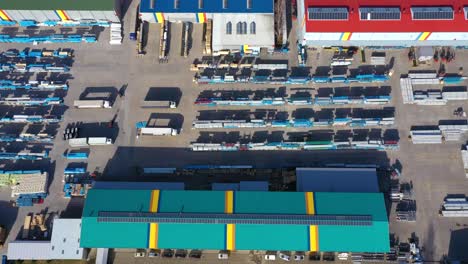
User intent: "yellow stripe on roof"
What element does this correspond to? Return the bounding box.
[197,13,205,23]
[56,10,69,21]
[0,10,11,21]
[309,225,319,252]
[305,192,315,215]
[149,223,159,249]
[150,190,160,213]
[226,224,236,250]
[156,12,164,23]
[419,32,431,41]
[341,32,352,41]
[225,191,234,214]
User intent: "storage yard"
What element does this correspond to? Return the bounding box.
[0,0,467,263]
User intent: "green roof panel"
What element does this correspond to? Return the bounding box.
[158,190,225,213]
[315,192,390,252]
[236,224,309,251]
[81,218,149,249]
[0,0,115,11]
[158,224,226,249]
[235,191,306,214]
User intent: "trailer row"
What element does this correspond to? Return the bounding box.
[0,133,54,143]
[0,80,68,90]
[192,117,395,129]
[195,74,390,85]
[1,49,72,59]
[440,196,468,217]
[0,63,70,73]
[0,151,49,160]
[195,95,391,107]
[0,34,97,44]
[0,96,62,106]
[191,140,398,152]
[0,20,111,28]
[400,76,468,105]
[0,115,62,124]
[410,122,468,143]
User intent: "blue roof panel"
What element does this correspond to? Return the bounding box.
[140,0,273,13]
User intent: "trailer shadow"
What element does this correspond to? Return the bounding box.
[80,87,118,104]
[75,121,120,141]
[145,87,182,105]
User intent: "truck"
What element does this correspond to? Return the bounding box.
[73,100,112,109]
[140,100,176,109]
[140,127,178,136]
[69,137,112,147]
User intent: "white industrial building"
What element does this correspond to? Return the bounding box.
[139,0,275,52]
[8,219,86,260]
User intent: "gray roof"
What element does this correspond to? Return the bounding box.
[8,241,52,260]
[7,219,85,260]
[50,219,84,260]
[296,168,379,193]
[92,181,185,190]
[212,13,274,51]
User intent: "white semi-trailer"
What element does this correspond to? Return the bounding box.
[73,100,112,109]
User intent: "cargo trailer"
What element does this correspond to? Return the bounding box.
[73,100,112,109]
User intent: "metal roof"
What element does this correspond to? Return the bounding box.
[0,0,115,11]
[81,189,389,252]
[50,219,84,260]
[8,241,52,260]
[93,181,185,190]
[140,0,273,13]
[296,168,379,193]
[303,0,468,32]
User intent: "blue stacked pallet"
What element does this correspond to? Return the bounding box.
[15,193,47,207]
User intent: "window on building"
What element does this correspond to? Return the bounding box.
[250,21,256,34]
[242,22,247,34]
[199,0,204,9]
[465,7,468,19]
[150,0,155,9]
[247,0,253,9]
[76,250,80,255]
[411,6,454,20]
[223,0,228,9]
[174,0,180,9]
[236,22,242,34]
[359,7,400,20]
[308,7,348,20]
[226,22,232,34]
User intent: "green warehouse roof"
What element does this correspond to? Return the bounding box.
[81,189,390,252]
[0,0,115,11]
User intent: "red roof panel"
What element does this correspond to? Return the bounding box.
[305,0,468,32]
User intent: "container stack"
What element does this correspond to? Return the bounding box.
[109,23,122,45]
[8,171,48,207]
[410,129,443,144]
[440,196,468,217]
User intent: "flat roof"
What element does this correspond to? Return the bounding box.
[140,0,273,13]
[296,168,379,193]
[0,0,115,11]
[303,0,468,32]
[93,181,185,190]
[81,189,389,252]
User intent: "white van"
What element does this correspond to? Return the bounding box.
[265,254,276,260]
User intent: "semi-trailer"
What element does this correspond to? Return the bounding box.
[140,100,176,109]
[73,100,112,109]
[69,137,112,147]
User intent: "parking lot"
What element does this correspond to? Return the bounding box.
[0,0,468,262]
